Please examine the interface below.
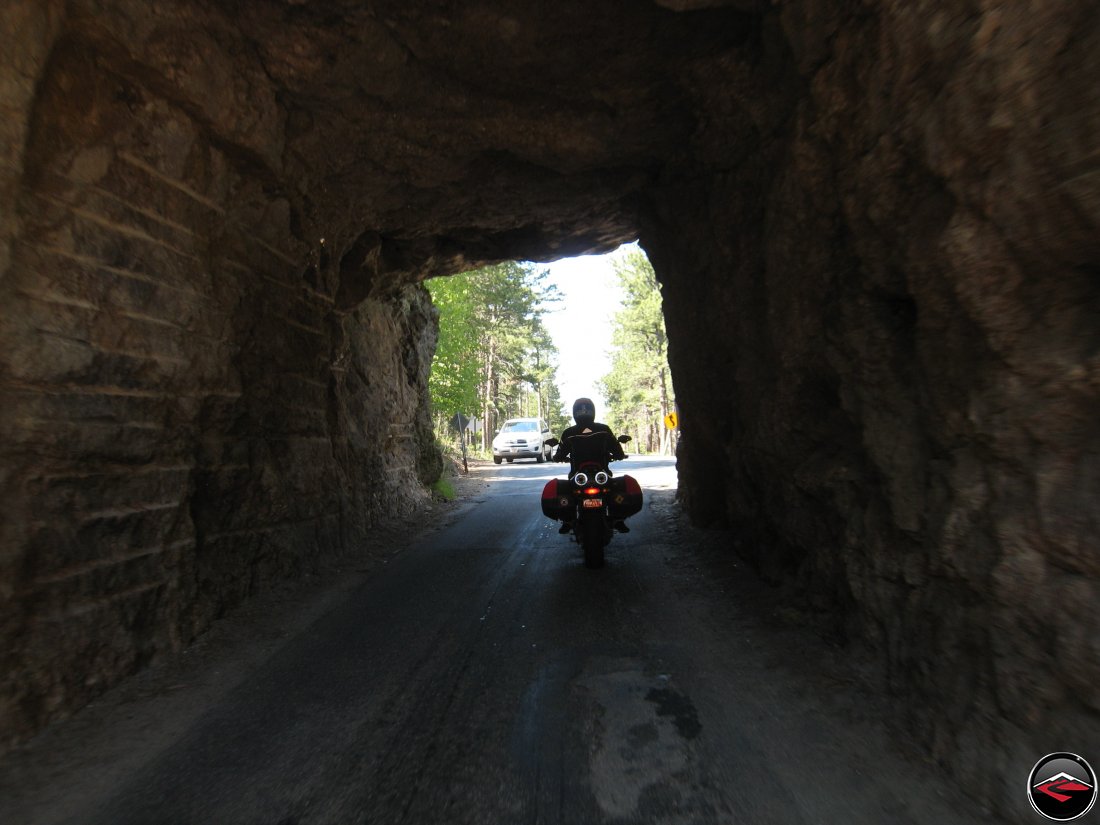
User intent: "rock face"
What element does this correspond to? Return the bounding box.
[644,5,1100,807]
[0,0,446,748]
[0,1,1096,815]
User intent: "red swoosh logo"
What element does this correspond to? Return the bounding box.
[1038,779,1092,803]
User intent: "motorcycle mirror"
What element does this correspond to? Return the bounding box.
[617,435,632,443]
[545,437,559,447]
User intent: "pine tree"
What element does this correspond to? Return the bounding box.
[426,262,563,451]
[599,249,674,454]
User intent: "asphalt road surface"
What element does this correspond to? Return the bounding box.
[1,457,996,824]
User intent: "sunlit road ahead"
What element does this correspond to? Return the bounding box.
[1,457,992,824]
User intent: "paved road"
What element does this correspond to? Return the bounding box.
[1,458,995,824]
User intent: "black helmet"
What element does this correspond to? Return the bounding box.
[572,397,595,426]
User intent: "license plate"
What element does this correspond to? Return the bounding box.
[582,498,603,509]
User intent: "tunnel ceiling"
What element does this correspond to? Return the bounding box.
[52,0,764,295]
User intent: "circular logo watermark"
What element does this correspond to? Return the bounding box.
[1028,752,1096,821]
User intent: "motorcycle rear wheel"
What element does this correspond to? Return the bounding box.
[580,517,605,569]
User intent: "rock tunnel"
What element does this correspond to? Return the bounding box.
[1,0,1098,805]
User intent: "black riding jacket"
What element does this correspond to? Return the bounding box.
[552,423,625,473]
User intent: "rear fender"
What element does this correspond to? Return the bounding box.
[577,502,612,541]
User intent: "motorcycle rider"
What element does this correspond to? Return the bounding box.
[554,397,629,534]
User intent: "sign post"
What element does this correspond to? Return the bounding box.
[450,412,470,473]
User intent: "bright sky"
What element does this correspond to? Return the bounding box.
[539,243,635,416]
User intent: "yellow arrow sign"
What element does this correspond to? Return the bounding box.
[664,411,678,430]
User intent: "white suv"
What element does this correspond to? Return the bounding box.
[492,418,552,464]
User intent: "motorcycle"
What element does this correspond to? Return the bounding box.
[541,434,643,568]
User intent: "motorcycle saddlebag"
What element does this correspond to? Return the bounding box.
[608,474,643,519]
[541,479,573,521]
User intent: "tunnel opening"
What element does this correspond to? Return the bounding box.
[423,244,677,465]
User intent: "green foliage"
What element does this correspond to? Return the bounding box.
[599,248,675,454]
[426,262,563,449]
[543,377,570,436]
[432,477,456,501]
[426,274,482,421]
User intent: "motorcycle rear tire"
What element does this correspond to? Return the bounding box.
[580,517,605,569]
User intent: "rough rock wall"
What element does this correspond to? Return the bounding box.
[0,3,440,747]
[643,2,1100,811]
[0,0,765,747]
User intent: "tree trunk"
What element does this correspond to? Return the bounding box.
[658,365,671,456]
[482,336,495,451]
